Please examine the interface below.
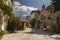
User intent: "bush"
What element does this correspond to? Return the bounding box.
[0,31,9,35]
[6,16,19,33]
[0,31,9,40]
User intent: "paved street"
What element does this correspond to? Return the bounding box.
[1,28,60,40]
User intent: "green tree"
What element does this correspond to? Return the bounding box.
[30,18,35,27]
[7,17,19,33]
[0,0,13,17]
[51,0,60,11]
[47,5,55,13]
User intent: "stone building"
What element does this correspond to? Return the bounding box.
[30,4,60,32]
[30,10,40,28]
[3,0,12,7]
[0,0,12,31]
[55,11,60,32]
[0,9,4,31]
[0,9,8,31]
[26,16,31,27]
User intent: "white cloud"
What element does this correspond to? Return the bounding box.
[23,15,27,17]
[13,1,21,6]
[13,1,38,19]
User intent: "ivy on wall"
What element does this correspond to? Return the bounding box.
[0,0,13,17]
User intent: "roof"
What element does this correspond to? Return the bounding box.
[31,10,40,14]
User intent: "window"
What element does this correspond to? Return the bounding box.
[48,16,51,19]
[41,15,43,17]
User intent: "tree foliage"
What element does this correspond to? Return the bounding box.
[51,0,60,11]
[0,0,13,16]
[30,18,35,27]
[6,16,19,32]
[47,5,55,13]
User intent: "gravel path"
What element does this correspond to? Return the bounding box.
[1,28,60,40]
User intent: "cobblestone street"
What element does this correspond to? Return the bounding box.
[1,28,60,40]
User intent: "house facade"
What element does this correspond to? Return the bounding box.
[30,11,40,28]
[55,11,60,32]
[30,4,60,32]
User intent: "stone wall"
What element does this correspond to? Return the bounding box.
[4,0,12,7]
[0,9,8,31]
[31,8,60,32]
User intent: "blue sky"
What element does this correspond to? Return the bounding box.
[12,0,51,10]
[12,0,51,19]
